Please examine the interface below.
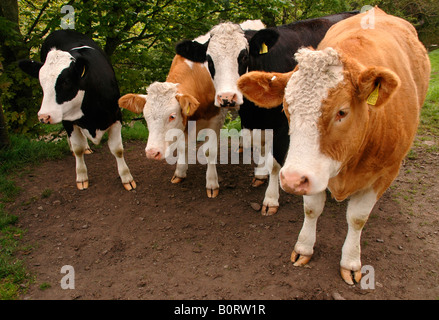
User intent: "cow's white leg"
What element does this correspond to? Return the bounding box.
[70,125,89,190]
[261,158,281,215]
[172,162,188,184]
[171,133,188,184]
[206,162,219,198]
[67,136,92,156]
[204,112,225,198]
[291,191,326,266]
[340,188,377,285]
[107,121,136,191]
[252,130,268,187]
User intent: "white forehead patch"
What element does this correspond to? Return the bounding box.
[145,82,180,119]
[207,22,248,56]
[40,49,74,86]
[285,47,344,133]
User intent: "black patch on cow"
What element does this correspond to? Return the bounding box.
[175,40,208,63]
[18,60,43,78]
[237,49,249,76]
[207,54,215,79]
[54,62,81,104]
[248,29,280,57]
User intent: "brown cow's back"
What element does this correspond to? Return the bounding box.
[167,55,219,121]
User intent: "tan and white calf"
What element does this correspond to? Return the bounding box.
[119,54,227,198]
[237,8,430,284]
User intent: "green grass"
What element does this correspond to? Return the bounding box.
[420,49,439,135]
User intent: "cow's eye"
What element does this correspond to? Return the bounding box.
[169,113,177,122]
[335,109,348,122]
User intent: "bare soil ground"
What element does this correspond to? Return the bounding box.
[7,137,439,300]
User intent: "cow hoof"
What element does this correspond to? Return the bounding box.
[340,267,362,285]
[77,180,89,190]
[207,188,219,198]
[123,180,137,191]
[251,177,267,188]
[171,175,185,184]
[261,205,278,216]
[291,250,312,267]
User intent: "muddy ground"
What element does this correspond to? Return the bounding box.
[7,137,439,300]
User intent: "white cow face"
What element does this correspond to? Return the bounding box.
[206,23,248,107]
[18,49,87,124]
[143,83,187,160]
[119,82,200,161]
[37,49,86,124]
[175,23,249,108]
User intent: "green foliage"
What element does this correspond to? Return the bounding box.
[420,49,439,135]
[223,111,242,131]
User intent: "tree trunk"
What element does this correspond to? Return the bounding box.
[0,0,29,65]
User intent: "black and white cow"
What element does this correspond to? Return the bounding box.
[176,12,358,215]
[19,29,136,191]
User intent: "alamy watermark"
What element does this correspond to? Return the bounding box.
[361,5,375,30]
[60,5,75,29]
[60,265,75,290]
[164,121,275,176]
[360,265,375,290]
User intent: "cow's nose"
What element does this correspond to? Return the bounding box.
[217,92,237,107]
[38,114,51,124]
[145,148,162,160]
[280,170,310,195]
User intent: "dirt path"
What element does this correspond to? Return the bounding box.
[8,139,439,300]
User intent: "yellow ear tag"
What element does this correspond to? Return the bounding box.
[81,66,86,78]
[367,83,380,106]
[259,42,268,55]
[186,107,190,115]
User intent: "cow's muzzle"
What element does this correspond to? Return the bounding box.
[217,93,238,108]
[38,114,52,124]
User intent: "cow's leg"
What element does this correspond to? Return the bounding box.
[204,113,226,198]
[340,188,377,285]
[107,121,136,191]
[172,162,188,184]
[171,132,188,184]
[252,131,268,187]
[70,126,89,190]
[206,162,219,198]
[291,191,326,266]
[67,136,93,156]
[261,158,281,215]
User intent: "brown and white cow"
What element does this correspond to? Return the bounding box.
[119,54,227,198]
[237,8,430,284]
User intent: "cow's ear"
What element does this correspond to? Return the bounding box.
[18,60,43,78]
[249,29,280,57]
[175,40,208,63]
[118,94,146,114]
[176,94,200,117]
[357,66,400,108]
[238,71,293,108]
